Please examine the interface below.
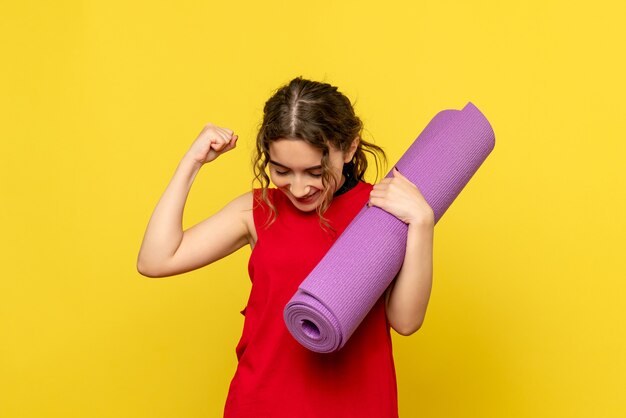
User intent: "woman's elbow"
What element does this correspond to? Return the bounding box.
[137,264,155,278]
[393,319,424,336]
[136,258,163,278]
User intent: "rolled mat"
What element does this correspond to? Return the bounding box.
[283,102,496,353]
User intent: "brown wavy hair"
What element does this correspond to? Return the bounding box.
[251,76,388,236]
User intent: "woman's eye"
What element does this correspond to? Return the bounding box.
[274,168,321,178]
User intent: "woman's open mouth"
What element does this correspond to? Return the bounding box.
[295,190,320,203]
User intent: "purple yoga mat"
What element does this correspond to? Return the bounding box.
[283,102,495,353]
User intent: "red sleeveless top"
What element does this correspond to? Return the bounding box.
[223,181,398,418]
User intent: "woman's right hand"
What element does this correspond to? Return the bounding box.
[186,123,238,166]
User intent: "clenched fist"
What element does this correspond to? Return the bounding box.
[186,123,238,165]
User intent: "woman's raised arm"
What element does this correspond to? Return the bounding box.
[136,123,247,277]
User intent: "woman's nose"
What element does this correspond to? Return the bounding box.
[289,179,311,198]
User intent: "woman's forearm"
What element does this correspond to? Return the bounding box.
[137,155,203,273]
[386,221,434,335]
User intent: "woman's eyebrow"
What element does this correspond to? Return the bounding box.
[268,160,322,170]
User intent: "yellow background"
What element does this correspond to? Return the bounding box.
[1,0,624,417]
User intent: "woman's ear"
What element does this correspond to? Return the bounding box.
[345,135,360,162]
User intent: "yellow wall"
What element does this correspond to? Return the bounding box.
[1,0,624,416]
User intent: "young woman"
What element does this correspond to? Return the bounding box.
[137,77,434,417]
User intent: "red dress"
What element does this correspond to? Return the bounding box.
[224,181,398,418]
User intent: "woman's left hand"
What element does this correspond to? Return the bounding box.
[368,167,435,226]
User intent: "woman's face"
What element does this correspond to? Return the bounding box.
[268,138,352,212]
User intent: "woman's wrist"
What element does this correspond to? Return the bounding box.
[180,153,204,172]
[407,212,435,229]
